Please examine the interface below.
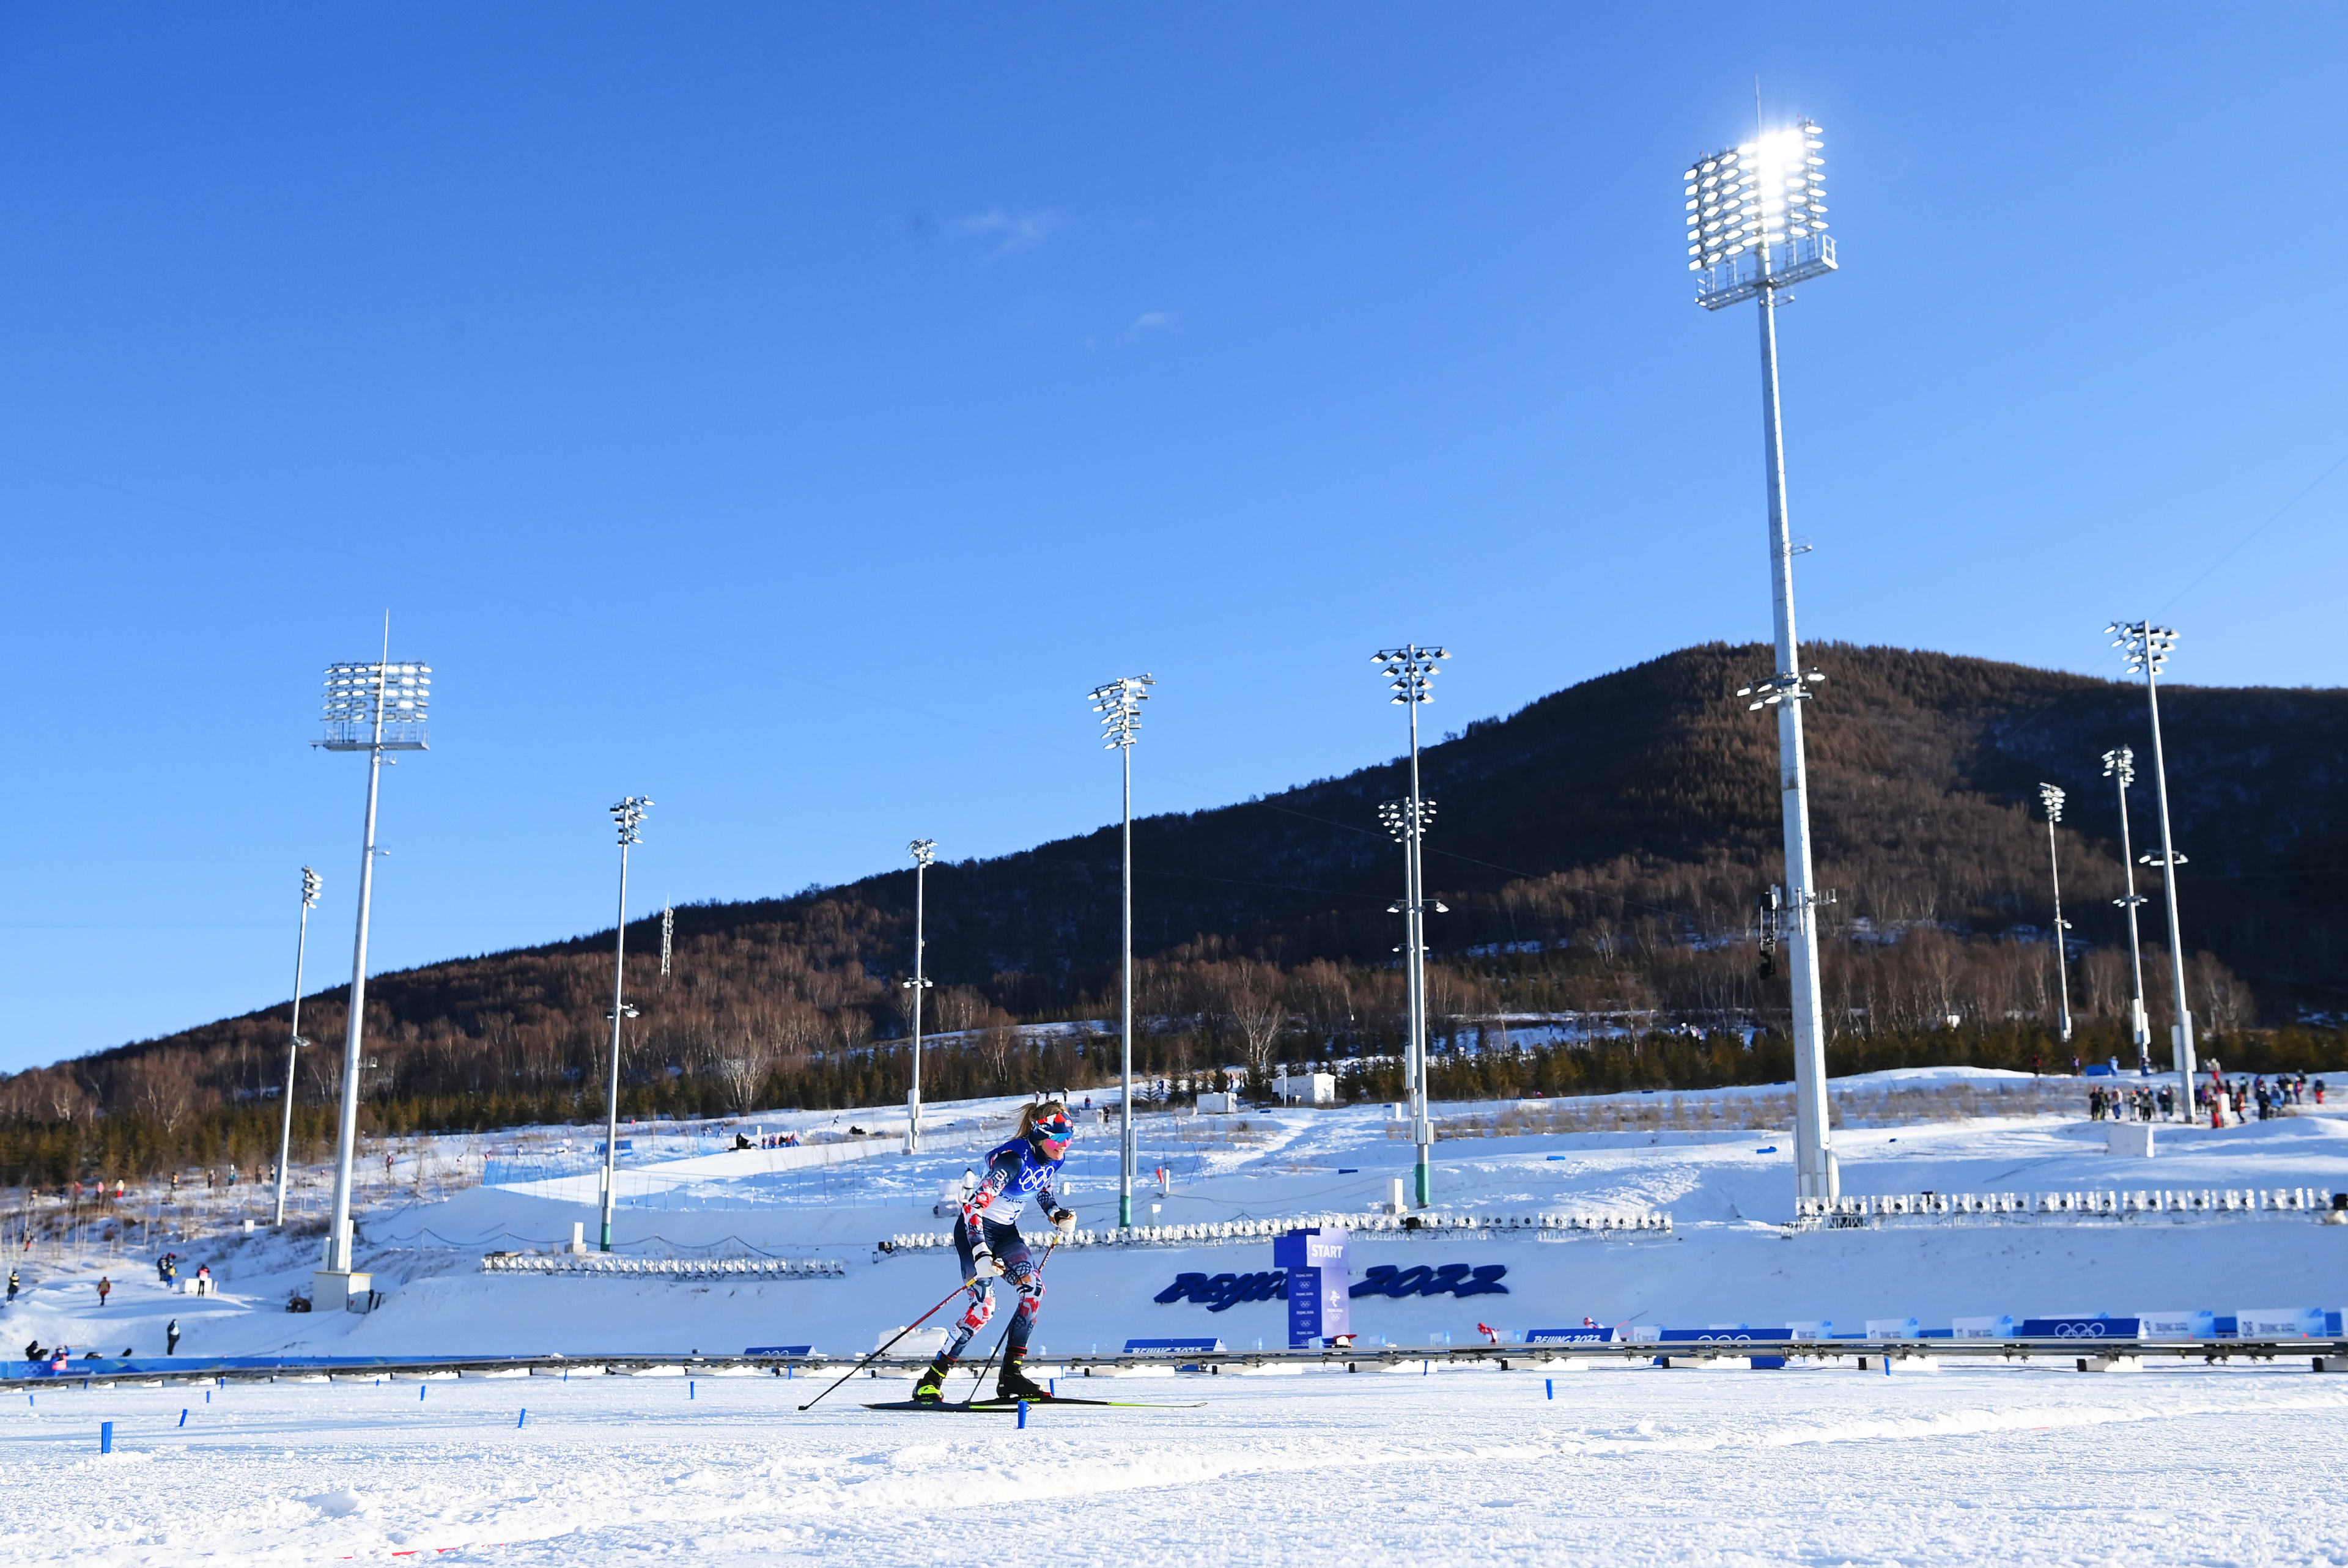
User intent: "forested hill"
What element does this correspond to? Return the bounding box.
[8,641,2344,1165]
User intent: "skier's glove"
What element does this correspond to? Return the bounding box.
[969,1247,1003,1279]
[1050,1207,1078,1238]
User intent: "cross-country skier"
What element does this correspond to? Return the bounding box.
[912,1102,1079,1404]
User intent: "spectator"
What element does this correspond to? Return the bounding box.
[96,1276,111,1306]
[166,1319,180,1355]
[6,1267,16,1302]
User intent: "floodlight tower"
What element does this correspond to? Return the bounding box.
[903,838,937,1155]
[1686,117,1840,1201]
[2036,785,2075,1044]
[2101,747,2154,1072]
[2107,621,2196,1115]
[270,867,323,1228]
[311,642,430,1311]
[1373,645,1449,1209]
[597,796,651,1253]
[1089,674,1154,1229]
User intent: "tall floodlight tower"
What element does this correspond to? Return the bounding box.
[312,645,430,1311]
[2036,785,2075,1043]
[2101,747,2154,1072]
[2107,621,2195,1114]
[1687,117,1840,1201]
[1373,645,1449,1209]
[1088,674,1154,1229]
[271,866,323,1227]
[597,796,652,1253]
[903,838,937,1154]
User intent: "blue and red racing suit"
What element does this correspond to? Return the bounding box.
[940,1133,1068,1362]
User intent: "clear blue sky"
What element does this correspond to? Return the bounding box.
[3,6,2342,1070]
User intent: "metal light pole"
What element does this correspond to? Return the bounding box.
[272,866,323,1227]
[1688,117,1841,1201]
[1375,646,1448,1209]
[311,641,430,1311]
[903,838,936,1154]
[2107,621,2195,1117]
[2101,746,2154,1073]
[1089,674,1154,1230]
[598,796,651,1253]
[2037,784,2074,1044]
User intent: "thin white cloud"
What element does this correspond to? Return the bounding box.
[1117,310,1180,345]
[956,208,1060,257]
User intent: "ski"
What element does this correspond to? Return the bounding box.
[861,1396,1204,1412]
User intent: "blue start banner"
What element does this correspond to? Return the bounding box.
[1274,1228,1351,1349]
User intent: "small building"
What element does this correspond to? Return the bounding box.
[1272,1071,1336,1106]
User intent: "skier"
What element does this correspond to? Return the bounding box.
[912,1102,1079,1405]
[6,1267,17,1303]
[166,1319,180,1355]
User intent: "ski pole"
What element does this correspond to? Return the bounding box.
[796,1277,977,1412]
[962,1237,1061,1404]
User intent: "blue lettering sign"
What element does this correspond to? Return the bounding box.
[1155,1261,1508,1309]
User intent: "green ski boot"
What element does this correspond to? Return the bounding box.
[911,1358,953,1404]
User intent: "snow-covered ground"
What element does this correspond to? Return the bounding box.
[4,1072,2344,1562]
[6,1358,2348,1563]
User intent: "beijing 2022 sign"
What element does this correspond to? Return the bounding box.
[1156,1261,1508,1312]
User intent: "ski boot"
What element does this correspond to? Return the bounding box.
[995,1354,1050,1404]
[911,1358,953,1404]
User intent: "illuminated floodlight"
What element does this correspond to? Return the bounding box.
[319,661,432,750]
[1685,120,1835,309]
[1089,675,1154,749]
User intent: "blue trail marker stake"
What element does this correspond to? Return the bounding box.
[204,1391,210,1404]
[689,1380,696,1401]
[100,1421,114,1454]
[178,1409,188,1427]
[1016,1400,1028,1430]
[1545,1379,1554,1400]
[517,1409,527,1428]
[1884,1356,1892,1377]
[420,1383,427,1401]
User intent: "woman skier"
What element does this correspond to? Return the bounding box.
[913,1101,1079,1404]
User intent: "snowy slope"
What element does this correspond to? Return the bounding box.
[9,1074,2344,1365]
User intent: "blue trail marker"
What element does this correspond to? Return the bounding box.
[1545,1379,1554,1399]
[178,1409,188,1428]
[689,1381,696,1401]
[420,1383,427,1401]
[1016,1400,1028,1429]
[517,1409,528,1428]
[100,1421,114,1454]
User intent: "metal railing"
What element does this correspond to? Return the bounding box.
[880,1207,1673,1254]
[479,1253,844,1279]
[1793,1187,2339,1230]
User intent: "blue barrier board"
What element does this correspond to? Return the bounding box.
[1124,1338,1224,1354]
